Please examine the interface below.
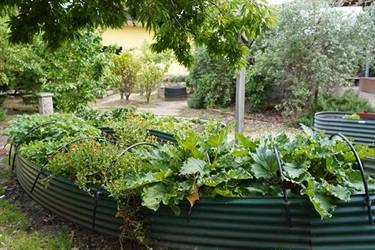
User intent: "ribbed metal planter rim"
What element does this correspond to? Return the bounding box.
[142,194,375,250]
[314,111,375,147]
[15,154,123,236]
[15,153,375,249]
[363,157,375,176]
[142,197,311,250]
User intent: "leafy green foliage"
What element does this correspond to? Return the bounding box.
[138,63,162,103]
[296,90,375,127]
[139,41,173,73]
[165,74,188,84]
[120,124,375,219]
[0,16,43,94]
[110,51,142,101]
[253,0,370,115]
[11,108,375,234]
[0,0,276,69]
[317,90,375,113]
[245,69,273,112]
[188,47,236,109]
[46,139,123,194]
[0,108,6,120]
[4,113,101,147]
[188,47,274,111]
[33,29,115,112]
[343,113,360,119]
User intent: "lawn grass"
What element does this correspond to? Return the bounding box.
[0,159,73,250]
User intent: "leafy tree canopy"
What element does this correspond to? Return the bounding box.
[0,0,276,69]
[253,0,370,115]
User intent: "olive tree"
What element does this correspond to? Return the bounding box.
[253,0,370,115]
[257,0,369,114]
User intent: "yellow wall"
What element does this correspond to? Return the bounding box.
[102,25,154,50]
[102,23,188,75]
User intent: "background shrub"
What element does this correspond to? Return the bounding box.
[188,47,236,109]
[295,90,375,127]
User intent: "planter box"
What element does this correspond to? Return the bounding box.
[359,77,375,94]
[164,86,187,99]
[357,112,375,120]
[314,111,375,147]
[14,153,375,249]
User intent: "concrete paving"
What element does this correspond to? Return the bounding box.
[359,90,375,107]
[353,86,375,108]
[340,86,375,108]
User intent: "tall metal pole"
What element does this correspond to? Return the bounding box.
[235,66,246,134]
[365,6,375,77]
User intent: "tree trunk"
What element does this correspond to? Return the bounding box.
[126,93,130,101]
[120,92,124,99]
[314,85,319,106]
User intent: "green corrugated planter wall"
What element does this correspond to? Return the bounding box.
[142,194,375,250]
[15,154,124,236]
[142,197,311,250]
[363,157,375,176]
[314,111,375,176]
[314,111,375,147]
[14,154,375,249]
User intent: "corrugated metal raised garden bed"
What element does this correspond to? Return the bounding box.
[314,111,375,172]
[7,111,375,250]
[13,153,375,249]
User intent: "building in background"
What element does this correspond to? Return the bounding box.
[102,21,188,75]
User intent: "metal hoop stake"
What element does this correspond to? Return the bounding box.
[8,136,14,166]
[11,122,56,170]
[274,146,292,228]
[330,133,373,225]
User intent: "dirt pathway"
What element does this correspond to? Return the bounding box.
[90,92,189,116]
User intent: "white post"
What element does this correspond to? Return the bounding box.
[157,82,161,99]
[37,92,54,115]
[235,67,246,134]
